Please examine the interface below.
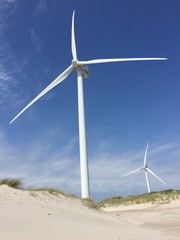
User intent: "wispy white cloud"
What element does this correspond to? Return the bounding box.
[30,28,43,53]
[0,0,27,106]
[0,128,81,195]
[0,0,18,36]
[0,0,17,15]
[0,127,179,200]
[34,0,48,16]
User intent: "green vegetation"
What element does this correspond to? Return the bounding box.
[29,187,77,199]
[97,189,180,208]
[1,178,179,210]
[81,198,99,210]
[0,178,77,198]
[0,178,22,189]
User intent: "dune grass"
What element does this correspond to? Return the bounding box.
[0,178,77,198]
[0,178,22,189]
[29,187,77,199]
[97,189,180,208]
[81,198,99,210]
[1,178,179,209]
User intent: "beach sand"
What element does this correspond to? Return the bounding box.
[0,185,179,240]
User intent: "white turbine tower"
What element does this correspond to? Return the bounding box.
[122,143,166,193]
[10,11,167,198]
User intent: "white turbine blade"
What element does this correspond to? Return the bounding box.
[146,168,166,184]
[78,58,167,65]
[122,167,143,177]
[71,10,77,60]
[10,65,74,124]
[143,143,149,167]
[145,170,151,193]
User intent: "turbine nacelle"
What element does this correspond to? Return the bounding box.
[72,60,89,78]
[77,66,89,79]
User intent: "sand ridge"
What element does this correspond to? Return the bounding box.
[0,185,179,240]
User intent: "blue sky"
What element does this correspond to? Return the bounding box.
[0,0,179,201]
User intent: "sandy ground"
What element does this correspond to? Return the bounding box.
[0,185,180,240]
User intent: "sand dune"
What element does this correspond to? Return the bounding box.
[0,185,179,240]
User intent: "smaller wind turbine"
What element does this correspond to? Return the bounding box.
[122,143,166,193]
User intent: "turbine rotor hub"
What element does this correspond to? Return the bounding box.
[72,59,78,68]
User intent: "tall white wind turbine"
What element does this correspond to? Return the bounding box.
[122,143,166,193]
[10,11,167,198]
